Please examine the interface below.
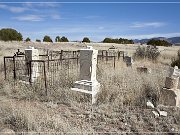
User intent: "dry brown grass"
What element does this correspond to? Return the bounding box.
[0,41,180,134]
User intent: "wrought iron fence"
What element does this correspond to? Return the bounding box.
[3,49,125,96]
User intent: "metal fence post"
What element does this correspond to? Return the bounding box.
[123,51,125,60]
[77,55,79,66]
[106,51,108,62]
[118,51,120,60]
[4,57,6,80]
[29,61,32,84]
[60,50,63,60]
[43,61,48,96]
[13,56,16,80]
[114,56,116,69]
[47,51,50,70]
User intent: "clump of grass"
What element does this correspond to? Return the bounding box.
[134,46,160,61]
[171,49,180,68]
[96,61,166,107]
[0,99,91,133]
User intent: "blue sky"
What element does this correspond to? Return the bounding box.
[0,0,180,41]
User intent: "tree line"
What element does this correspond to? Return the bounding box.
[103,38,134,44]
[0,28,173,47]
[0,28,134,44]
[0,28,85,43]
[147,39,172,47]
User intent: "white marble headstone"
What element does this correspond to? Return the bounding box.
[25,47,39,82]
[72,46,100,104]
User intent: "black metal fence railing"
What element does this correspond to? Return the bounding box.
[3,49,125,95]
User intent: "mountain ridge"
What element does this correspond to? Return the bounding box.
[133,36,180,45]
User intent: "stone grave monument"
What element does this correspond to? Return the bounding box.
[124,56,133,67]
[160,66,180,107]
[24,46,39,82]
[71,46,100,104]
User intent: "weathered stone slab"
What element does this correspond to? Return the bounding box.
[160,88,180,107]
[165,76,179,89]
[124,56,133,67]
[169,66,180,77]
[79,47,98,81]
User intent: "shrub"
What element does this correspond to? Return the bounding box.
[55,36,61,42]
[61,36,69,42]
[0,28,23,41]
[147,39,172,47]
[82,37,90,43]
[134,45,160,61]
[43,35,53,42]
[36,39,41,42]
[103,37,134,44]
[171,49,180,68]
[25,37,31,42]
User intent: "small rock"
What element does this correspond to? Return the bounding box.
[159,111,167,117]
[45,101,58,108]
[147,100,154,108]
[152,111,159,117]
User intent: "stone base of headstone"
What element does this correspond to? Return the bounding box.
[160,87,180,107]
[165,76,179,89]
[19,73,39,83]
[71,80,100,104]
[18,75,30,84]
[126,63,132,67]
[19,75,30,82]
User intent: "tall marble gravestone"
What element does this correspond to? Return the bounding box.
[71,46,100,104]
[160,66,180,107]
[25,47,39,82]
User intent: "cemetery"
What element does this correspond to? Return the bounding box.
[1,1,180,133]
[0,42,180,133]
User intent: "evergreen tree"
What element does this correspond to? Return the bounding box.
[36,39,41,42]
[25,37,31,42]
[61,36,69,42]
[0,28,23,41]
[55,36,61,42]
[82,37,90,43]
[147,39,172,47]
[43,35,53,42]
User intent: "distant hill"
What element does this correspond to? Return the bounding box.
[133,36,180,45]
[168,37,180,44]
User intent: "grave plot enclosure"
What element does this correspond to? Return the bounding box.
[4,48,125,96]
[4,48,80,95]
